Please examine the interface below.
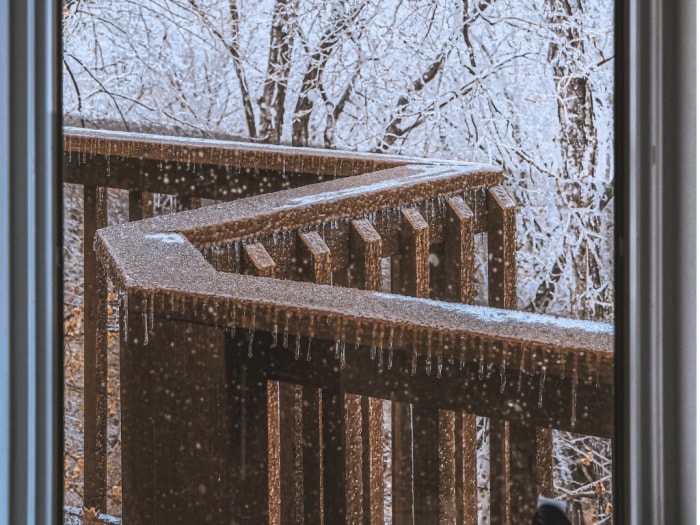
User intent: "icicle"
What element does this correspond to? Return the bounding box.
[538,366,547,408]
[148,293,155,329]
[335,339,341,360]
[294,334,302,360]
[340,342,346,369]
[570,370,578,428]
[500,362,507,393]
[370,323,377,360]
[283,312,290,349]
[272,322,278,348]
[248,328,255,358]
[478,340,485,380]
[459,335,466,370]
[377,348,384,373]
[425,330,432,375]
[142,310,149,346]
[437,353,443,378]
[228,303,237,339]
[306,337,313,361]
[517,346,526,392]
[388,327,394,370]
[354,322,362,350]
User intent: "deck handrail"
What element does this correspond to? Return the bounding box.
[94,163,613,525]
[63,128,613,524]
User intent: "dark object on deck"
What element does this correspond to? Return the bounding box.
[532,504,572,525]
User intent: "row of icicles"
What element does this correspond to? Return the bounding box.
[113,288,604,428]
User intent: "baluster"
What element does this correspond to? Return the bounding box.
[83,185,108,512]
[487,185,517,309]
[444,196,475,304]
[298,231,332,285]
[392,403,414,525]
[292,232,330,524]
[487,185,518,523]
[302,385,322,524]
[412,406,440,524]
[348,218,385,524]
[349,218,383,291]
[243,242,276,277]
[398,208,430,298]
[455,413,478,525]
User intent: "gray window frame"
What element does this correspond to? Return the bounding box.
[0,0,695,523]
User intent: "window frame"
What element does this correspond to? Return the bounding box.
[0,0,695,522]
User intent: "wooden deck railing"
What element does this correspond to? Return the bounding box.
[64,128,613,525]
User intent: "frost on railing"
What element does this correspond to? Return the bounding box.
[94,160,612,525]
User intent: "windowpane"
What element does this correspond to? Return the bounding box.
[63,0,614,522]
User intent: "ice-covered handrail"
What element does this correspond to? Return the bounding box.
[95,162,613,437]
[63,127,485,198]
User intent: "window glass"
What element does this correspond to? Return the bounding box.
[63,0,614,522]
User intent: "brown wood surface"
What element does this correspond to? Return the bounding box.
[302,385,322,525]
[83,185,108,512]
[412,405,440,524]
[398,208,430,298]
[243,242,277,277]
[298,231,332,284]
[455,412,478,525]
[444,196,475,304]
[487,185,517,309]
[349,219,383,292]
[392,402,414,525]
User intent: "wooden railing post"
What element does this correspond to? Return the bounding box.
[83,185,108,512]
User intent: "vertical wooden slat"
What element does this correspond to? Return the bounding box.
[439,411,457,525]
[243,242,276,277]
[399,208,430,298]
[444,196,475,304]
[361,396,384,525]
[487,185,517,309]
[508,423,539,525]
[346,394,364,523]
[302,386,322,525]
[536,428,554,498]
[348,218,385,524]
[279,383,300,525]
[297,233,331,524]
[489,419,510,525]
[349,218,383,291]
[455,413,478,525]
[322,390,347,523]
[392,403,414,525]
[83,185,108,512]
[487,184,518,523]
[412,406,440,525]
[298,231,332,284]
[236,339,271,525]
[269,381,282,525]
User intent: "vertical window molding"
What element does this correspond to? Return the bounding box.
[0,1,61,524]
[619,0,696,523]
